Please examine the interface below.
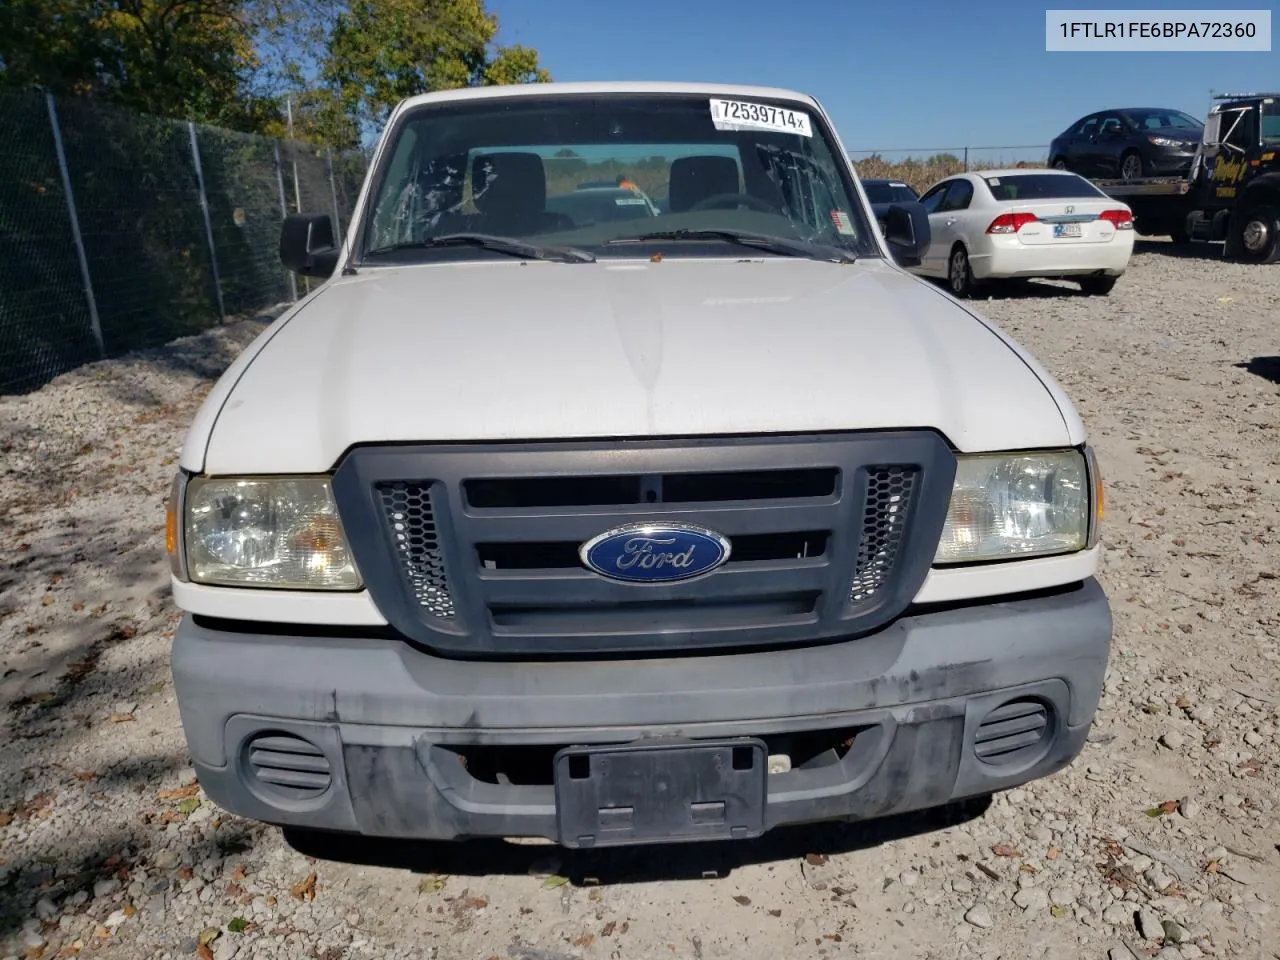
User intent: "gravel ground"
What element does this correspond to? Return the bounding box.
[2,242,1278,960]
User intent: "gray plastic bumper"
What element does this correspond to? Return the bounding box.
[172,579,1111,843]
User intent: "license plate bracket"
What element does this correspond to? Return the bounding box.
[553,738,768,848]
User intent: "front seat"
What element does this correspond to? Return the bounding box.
[470,152,573,235]
[667,156,741,213]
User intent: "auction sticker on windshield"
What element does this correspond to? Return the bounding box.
[710,99,812,137]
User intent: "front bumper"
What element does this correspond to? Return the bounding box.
[172,579,1112,845]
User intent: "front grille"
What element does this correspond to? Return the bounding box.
[333,432,955,658]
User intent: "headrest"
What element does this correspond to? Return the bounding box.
[471,152,546,216]
[668,156,740,213]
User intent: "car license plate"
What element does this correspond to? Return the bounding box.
[1054,223,1082,238]
[553,738,768,848]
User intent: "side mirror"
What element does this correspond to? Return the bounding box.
[882,201,930,268]
[280,213,339,278]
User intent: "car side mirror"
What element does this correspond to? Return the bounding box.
[882,201,930,268]
[280,213,339,278]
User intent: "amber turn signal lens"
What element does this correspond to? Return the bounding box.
[165,492,177,554]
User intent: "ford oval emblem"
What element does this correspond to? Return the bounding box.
[579,522,731,584]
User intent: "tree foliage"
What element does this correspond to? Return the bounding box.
[0,0,550,145]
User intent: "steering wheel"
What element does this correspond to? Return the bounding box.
[687,192,779,214]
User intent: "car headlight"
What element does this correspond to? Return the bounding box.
[934,449,1095,564]
[181,476,361,589]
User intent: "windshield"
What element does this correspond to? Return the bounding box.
[1123,109,1202,133]
[1263,100,1280,143]
[981,174,1108,202]
[357,92,880,263]
[861,181,918,204]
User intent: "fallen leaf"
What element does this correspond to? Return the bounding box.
[290,871,317,901]
[42,594,54,606]
[1046,846,1060,860]
[231,865,246,883]
[73,772,97,782]
[176,798,199,815]
[227,917,249,933]
[602,921,617,937]
[197,946,214,960]
[991,843,1020,858]
[418,876,446,893]
[177,866,193,881]
[198,928,220,946]
[572,934,595,948]
[768,909,782,917]
[464,895,488,910]
[542,875,569,889]
[0,812,12,827]
[109,713,135,724]
[225,883,244,899]
[733,895,751,906]
[805,853,829,867]
[1050,904,1067,918]
[157,785,200,801]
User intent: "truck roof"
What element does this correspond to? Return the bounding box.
[390,81,822,114]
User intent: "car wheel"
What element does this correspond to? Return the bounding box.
[947,245,978,298]
[1120,151,1143,181]
[1232,203,1280,263]
[1079,275,1118,296]
[1051,157,1069,171]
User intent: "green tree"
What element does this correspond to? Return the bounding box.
[0,0,549,147]
[0,0,278,131]
[316,0,550,148]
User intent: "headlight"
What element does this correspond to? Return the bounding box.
[934,450,1092,564]
[183,477,361,589]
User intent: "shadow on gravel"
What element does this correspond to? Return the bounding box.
[283,795,992,886]
[0,801,258,948]
[920,277,1085,301]
[1133,239,1225,261]
[1236,356,1280,385]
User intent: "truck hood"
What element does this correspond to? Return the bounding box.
[193,257,1078,474]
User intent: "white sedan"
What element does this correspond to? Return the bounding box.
[908,168,1135,297]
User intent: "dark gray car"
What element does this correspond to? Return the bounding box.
[1048,107,1203,181]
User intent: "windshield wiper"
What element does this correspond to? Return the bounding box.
[365,232,596,263]
[605,229,856,263]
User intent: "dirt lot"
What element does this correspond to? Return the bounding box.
[2,241,1278,960]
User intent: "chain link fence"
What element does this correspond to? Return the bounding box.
[0,87,369,395]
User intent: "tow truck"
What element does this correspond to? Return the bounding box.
[1090,92,1280,263]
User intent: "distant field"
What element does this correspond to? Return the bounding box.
[850,153,1050,194]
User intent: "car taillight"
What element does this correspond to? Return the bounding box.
[1098,209,1134,229]
[986,212,1038,234]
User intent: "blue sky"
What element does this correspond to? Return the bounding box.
[486,0,1277,160]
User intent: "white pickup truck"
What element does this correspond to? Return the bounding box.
[166,81,1110,849]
